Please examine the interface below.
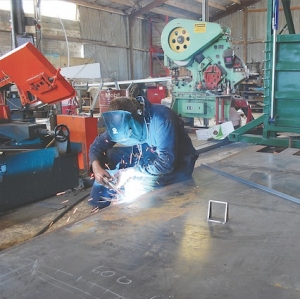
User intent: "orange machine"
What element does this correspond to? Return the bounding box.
[57,115,98,174]
[0,43,80,211]
[0,42,76,110]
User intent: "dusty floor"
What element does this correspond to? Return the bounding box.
[3,144,300,299]
[0,132,250,251]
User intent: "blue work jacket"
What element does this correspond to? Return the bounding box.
[89,98,197,176]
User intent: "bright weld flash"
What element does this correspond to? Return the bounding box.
[121,179,147,203]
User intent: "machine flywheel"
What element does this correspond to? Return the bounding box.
[168,27,190,53]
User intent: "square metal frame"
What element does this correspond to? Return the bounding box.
[207,200,229,224]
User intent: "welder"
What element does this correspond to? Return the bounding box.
[88,96,198,209]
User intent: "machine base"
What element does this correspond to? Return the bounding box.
[0,145,80,212]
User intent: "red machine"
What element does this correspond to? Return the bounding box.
[203,65,222,90]
[0,42,75,112]
[146,85,167,104]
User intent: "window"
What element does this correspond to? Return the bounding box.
[40,1,77,20]
[0,0,77,21]
[0,0,34,14]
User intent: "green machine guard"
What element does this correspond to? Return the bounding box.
[161,19,247,124]
[229,0,300,148]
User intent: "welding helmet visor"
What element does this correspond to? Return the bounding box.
[102,110,146,146]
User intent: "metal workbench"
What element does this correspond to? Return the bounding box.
[1,144,300,298]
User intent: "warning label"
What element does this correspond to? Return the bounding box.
[194,23,206,33]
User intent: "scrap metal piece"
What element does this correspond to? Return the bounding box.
[207,200,229,224]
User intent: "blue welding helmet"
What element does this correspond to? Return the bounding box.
[102,110,147,146]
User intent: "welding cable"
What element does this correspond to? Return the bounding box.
[57,14,70,76]
[33,191,90,237]
[201,164,300,206]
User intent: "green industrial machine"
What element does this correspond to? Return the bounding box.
[229,0,300,147]
[161,19,248,125]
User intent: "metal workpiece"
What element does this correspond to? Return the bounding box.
[1,146,300,298]
[207,200,229,224]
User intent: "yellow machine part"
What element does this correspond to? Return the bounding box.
[168,27,190,53]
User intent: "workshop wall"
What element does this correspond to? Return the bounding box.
[0,8,150,81]
[0,9,85,67]
[39,16,82,58]
[150,21,169,77]
[0,10,12,55]
[78,6,149,81]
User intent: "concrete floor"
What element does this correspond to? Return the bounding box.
[1,141,300,298]
[0,132,247,251]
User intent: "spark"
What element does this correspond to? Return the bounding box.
[87,198,93,201]
[61,200,69,204]
[105,163,111,170]
[73,208,78,214]
[49,221,53,227]
[67,216,71,223]
[56,191,65,196]
[91,207,99,213]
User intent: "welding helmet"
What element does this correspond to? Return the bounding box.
[102,110,147,146]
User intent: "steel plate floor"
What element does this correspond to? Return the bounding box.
[1,145,300,298]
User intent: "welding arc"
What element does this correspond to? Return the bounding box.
[102,177,126,199]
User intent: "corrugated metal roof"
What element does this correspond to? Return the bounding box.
[66,0,263,22]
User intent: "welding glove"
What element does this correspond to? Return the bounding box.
[91,160,120,186]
